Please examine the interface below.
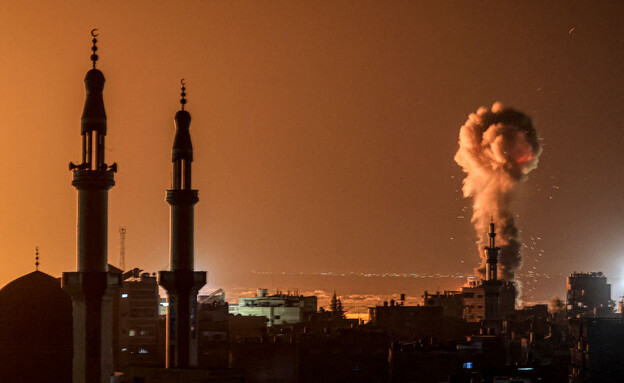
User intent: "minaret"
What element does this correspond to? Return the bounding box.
[485,219,500,282]
[159,80,207,368]
[62,30,121,383]
[482,219,501,323]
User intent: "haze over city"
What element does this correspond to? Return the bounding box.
[1,1,623,307]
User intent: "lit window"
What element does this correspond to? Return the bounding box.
[121,293,129,298]
[129,330,136,336]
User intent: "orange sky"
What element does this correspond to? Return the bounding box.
[1,1,623,301]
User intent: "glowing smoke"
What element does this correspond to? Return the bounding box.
[454,102,542,288]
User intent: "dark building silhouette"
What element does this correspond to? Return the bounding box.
[422,290,464,318]
[566,271,614,318]
[298,329,389,383]
[158,81,207,369]
[0,269,73,383]
[62,30,122,383]
[369,301,468,340]
[569,318,624,382]
[197,290,230,369]
[229,314,269,339]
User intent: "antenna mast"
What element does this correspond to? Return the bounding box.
[119,227,126,271]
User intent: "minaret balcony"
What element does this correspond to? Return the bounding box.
[72,168,115,190]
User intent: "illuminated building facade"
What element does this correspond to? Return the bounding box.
[230,289,317,326]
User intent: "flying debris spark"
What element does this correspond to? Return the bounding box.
[454,103,542,298]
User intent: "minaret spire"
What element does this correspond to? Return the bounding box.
[160,80,206,368]
[35,246,39,271]
[90,29,99,69]
[180,78,187,110]
[171,79,193,192]
[63,30,121,383]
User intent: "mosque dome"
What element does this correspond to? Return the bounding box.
[0,270,72,383]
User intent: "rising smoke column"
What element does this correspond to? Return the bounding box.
[454,102,542,286]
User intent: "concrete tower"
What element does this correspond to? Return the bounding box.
[482,220,501,322]
[62,30,121,383]
[159,80,207,368]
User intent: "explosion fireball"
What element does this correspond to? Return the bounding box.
[454,102,542,297]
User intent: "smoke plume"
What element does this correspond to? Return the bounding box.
[454,102,542,288]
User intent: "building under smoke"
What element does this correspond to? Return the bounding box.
[454,103,542,298]
[423,224,516,331]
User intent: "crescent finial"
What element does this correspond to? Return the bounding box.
[180,79,187,110]
[90,29,99,68]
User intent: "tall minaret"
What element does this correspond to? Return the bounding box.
[159,80,207,368]
[62,30,121,383]
[484,219,500,282]
[482,219,501,323]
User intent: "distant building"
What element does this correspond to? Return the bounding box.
[422,290,463,318]
[461,280,516,323]
[504,304,550,342]
[230,288,317,326]
[113,268,163,370]
[461,281,485,322]
[370,300,443,334]
[369,300,467,339]
[566,271,614,318]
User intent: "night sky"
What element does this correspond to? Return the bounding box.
[0,1,623,303]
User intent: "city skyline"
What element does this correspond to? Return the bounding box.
[1,1,623,303]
